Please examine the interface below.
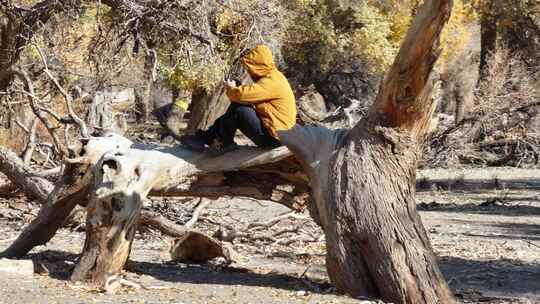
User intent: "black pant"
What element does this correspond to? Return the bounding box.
[202,103,281,148]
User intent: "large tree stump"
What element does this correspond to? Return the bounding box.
[71,159,144,282]
[0,135,132,258]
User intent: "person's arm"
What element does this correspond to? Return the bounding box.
[226,82,273,104]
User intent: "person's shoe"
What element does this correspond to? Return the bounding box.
[206,141,238,157]
[179,134,206,152]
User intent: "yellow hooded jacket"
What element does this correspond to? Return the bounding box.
[226,45,296,139]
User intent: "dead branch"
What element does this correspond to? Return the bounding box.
[138,210,187,238]
[0,147,53,203]
[14,117,39,165]
[11,69,68,157]
[184,198,211,229]
[247,211,309,230]
[101,0,214,47]
[32,41,89,138]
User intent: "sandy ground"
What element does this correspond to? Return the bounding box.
[0,189,538,304]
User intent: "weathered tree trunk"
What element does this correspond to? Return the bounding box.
[0,135,133,258]
[87,89,134,136]
[187,71,251,134]
[0,163,91,258]
[136,49,157,123]
[0,147,53,203]
[135,82,152,124]
[68,135,307,283]
[70,164,143,282]
[0,13,19,92]
[453,82,467,125]
[279,0,455,303]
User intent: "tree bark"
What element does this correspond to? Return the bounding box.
[187,86,230,134]
[279,0,455,303]
[479,1,497,83]
[453,82,467,125]
[70,169,143,282]
[0,147,53,204]
[0,163,91,258]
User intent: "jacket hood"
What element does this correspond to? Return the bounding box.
[242,45,276,79]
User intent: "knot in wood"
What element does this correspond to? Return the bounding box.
[372,126,414,155]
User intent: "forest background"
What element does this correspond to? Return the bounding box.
[0,0,538,169]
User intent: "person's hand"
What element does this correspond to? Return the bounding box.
[223,79,236,90]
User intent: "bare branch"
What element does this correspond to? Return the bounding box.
[184,198,211,228]
[22,118,38,165]
[32,41,89,138]
[11,69,68,157]
[0,147,54,204]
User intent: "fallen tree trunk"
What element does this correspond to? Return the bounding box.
[66,135,307,283]
[0,164,90,258]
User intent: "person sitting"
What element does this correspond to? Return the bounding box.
[180,44,297,156]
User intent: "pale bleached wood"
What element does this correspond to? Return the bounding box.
[70,135,308,283]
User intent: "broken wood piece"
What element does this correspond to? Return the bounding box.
[104,275,142,294]
[169,231,236,264]
[184,198,210,228]
[139,210,187,238]
[247,211,309,230]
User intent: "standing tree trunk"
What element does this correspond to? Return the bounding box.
[479,0,497,83]
[187,86,230,134]
[187,73,249,133]
[453,80,470,125]
[279,0,455,303]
